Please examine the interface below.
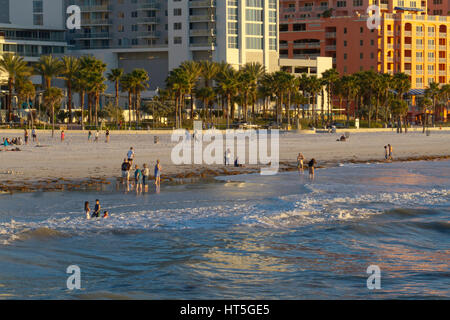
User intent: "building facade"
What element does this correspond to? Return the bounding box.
[280,0,450,89]
[66,0,280,93]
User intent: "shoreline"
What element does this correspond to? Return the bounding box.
[1,154,449,194]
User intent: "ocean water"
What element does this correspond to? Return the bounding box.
[0,160,449,299]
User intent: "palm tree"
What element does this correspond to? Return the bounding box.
[321,68,339,123]
[60,56,80,123]
[43,87,64,138]
[73,72,88,128]
[425,81,440,125]
[34,55,63,90]
[392,72,411,133]
[417,95,433,133]
[180,61,202,121]
[0,53,31,121]
[216,66,239,128]
[129,69,150,126]
[16,76,36,126]
[107,68,124,117]
[120,74,134,128]
[166,67,189,128]
[241,62,265,121]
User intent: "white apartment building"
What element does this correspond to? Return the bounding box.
[0,0,67,63]
[66,0,280,94]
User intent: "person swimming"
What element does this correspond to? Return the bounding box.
[103,211,109,218]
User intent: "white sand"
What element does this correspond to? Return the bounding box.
[1,129,449,182]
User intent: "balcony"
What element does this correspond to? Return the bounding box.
[416,44,423,49]
[416,32,424,37]
[404,44,411,49]
[137,31,161,39]
[81,19,112,26]
[79,5,111,12]
[189,0,216,8]
[137,17,160,24]
[416,57,423,62]
[404,31,411,37]
[439,58,446,63]
[416,70,423,75]
[74,32,111,40]
[404,57,411,62]
[439,33,446,38]
[293,42,320,49]
[428,45,435,50]
[439,71,446,76]
[404,70,411,75]
[138,0,161,10]
[439,45,446,50]
[387,57,393,62]
[190,14,216,22]
[428,32,436,37]
[325,32,336,38]
[190,29,216,37]
[325,45,336,51]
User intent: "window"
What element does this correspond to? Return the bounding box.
[228,36,238,49]
[174,23,182,30]
[174,8,182,16]
[174,37,182,44]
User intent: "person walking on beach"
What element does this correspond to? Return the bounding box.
[61,130,65,142]
[32,128,37,143]
[143,163,150,192]
[134,165,143,194]
[384,146,389,160]
[127,147,135,165]
[225,149,231,166]
[154,160,161,187]
[24,129,29,145]
[297,153,305,170]
[92,199,101,218]
[308,158,317,180]
[388,144,393,160]
[105,130,110,143]
[84,201,91,220]
[88,130,92,142]
[94,130,99,143]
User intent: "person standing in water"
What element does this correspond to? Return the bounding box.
[105,130,110,143]
[127,147,135,165]
[84,201,91,220]
[134,165,143,194]
[308,158,317,180]
[384,146,389,160]
[142,163,150,192]
[92,199,101,218]
[297,153,305,170]
[154,160,161,187]
[388,144,393,160]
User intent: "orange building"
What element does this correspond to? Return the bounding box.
[280,0,449,121]
[280,0,450,88]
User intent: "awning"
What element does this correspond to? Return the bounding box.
[408,89,425,95]
[394,7,424,12]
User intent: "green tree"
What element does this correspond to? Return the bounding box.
[43,87,64,137]
[60,56,81,123]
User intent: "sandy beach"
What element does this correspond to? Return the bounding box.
[1,128,449,192]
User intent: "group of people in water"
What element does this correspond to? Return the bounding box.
[121,147,162,194]
[84,199,109,220]
[297,153,317,179]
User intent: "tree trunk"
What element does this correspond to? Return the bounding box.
[7,78,13,122]
[68,82,72,124]
[128,91,132,128]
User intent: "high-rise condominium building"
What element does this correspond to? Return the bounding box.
[66,0,280,92]
[0,0,67,64]
[280,0,450,90]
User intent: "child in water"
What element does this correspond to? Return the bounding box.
[103,211,109,218]
[84,201,91,220]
